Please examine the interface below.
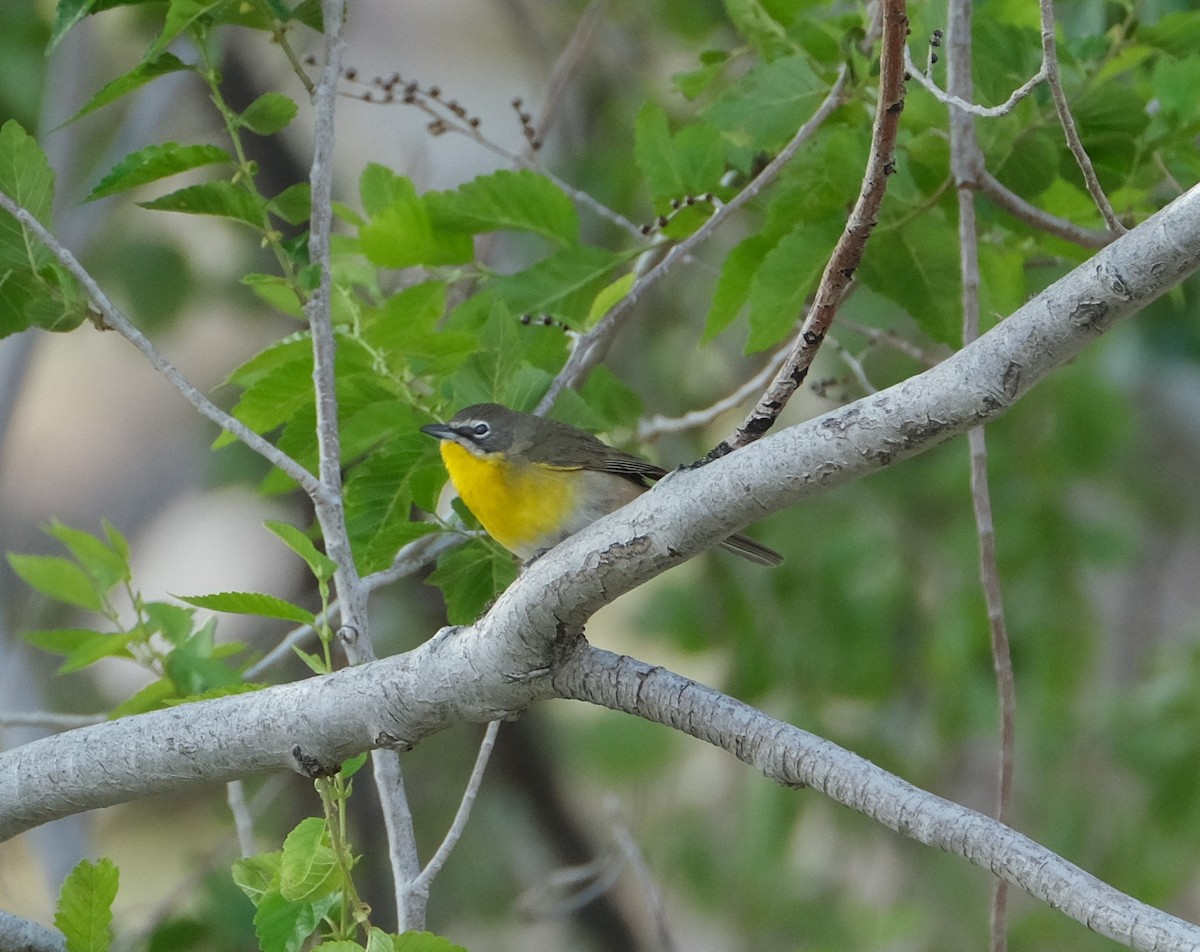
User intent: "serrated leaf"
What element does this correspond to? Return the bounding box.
[163,682,267,706]
[48,0,98,54]
[174,591,316,624]
[270,182,311,225]
[55,857,118,952]
[426,169,578,243]
[150,0,226,57]
[426,538,517,625]
[704,231,776,341]
[140,181,268,230]
[482,244,628,325]
[265,520,337,581]
[746,220,840,352]
[20,627,111,657]
[7,553,104,612]
[239,92,300,135]
[704,54,828,167]
[359,178,473,268]
[365,928,396,952]
[0,120,55,271]
[279,817,340,902]
[109,677,179,718]
[859,215,962,346]
[143,601,197,645]
[57,632,137,674]
[87,142,231,201]
[43,520,130,590]
[253,889,337,952]
[227,355,314,436]
[232,852,281,905]
[634,105,725,201]
[394,932,469,952]
[64,53,193,125]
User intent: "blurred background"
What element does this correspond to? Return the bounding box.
[2,0,1200,950]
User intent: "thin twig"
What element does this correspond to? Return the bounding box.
[976,171,1113,248]
[409,719,501,898]
[0,711,105,729]
[0,191,328,504]
[637,346,791,442]
[606,801,677,952]
[528,0,608,155]
[903,46,1046,118]
[1037,0,1125,233]
[839,318,944,367]
[711,4,906,457]
[536,63,850,416]
[226,779,256,858]
[946,5,1016,950]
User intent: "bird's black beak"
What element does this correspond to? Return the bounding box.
[420,422,455,440]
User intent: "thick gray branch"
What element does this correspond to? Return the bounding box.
[553,648,1200,952]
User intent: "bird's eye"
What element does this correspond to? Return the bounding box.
[471,422,491,437]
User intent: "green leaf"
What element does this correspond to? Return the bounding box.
[55,858,119,952]
[587,271,636,326]
[63,53,192,125]
[365,928,396,952]
[1151,54,1200,126]
[426,169,578,243]
[239,92,300,135]
[360,163,410,215]
[1140,11,1200,58]
[232,852,281,905]
[279,817,340,902]
[253,889,337,952]
[344,434,444,574]
[359,173,473,268]
[226,354,314,437]
[57,632,137,674]
[704,53,828,167]
[0,119,55,271]
[426,538,517,625]
[140,181,268,230]
[312,942,365,952]
[746,220,841,352]
[481,244,628,325]
[150,0,226,57]
[704,231,776,341]
[20,627,111,657]
[859,215,961,346]
[86,143,231,201]
[48,0,97,54]
[270,182,311,225]
[264,520,337,581]
[174,591,316,624]
[43,520,130,590]
[634,104,725,200]
[7,553,104,612]
[394,933,468,952]
[109,677,180,718]
[143,600,198,645]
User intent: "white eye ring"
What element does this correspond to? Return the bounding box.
[471,422,490,437]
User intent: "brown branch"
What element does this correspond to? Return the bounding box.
[709,0,908,458]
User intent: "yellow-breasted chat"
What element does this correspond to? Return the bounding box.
[420,403,782,566]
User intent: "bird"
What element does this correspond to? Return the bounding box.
[420,403,782,566]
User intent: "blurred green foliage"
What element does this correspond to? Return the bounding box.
[4,0,1200,949]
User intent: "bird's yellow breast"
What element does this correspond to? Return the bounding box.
[438,441,579,559]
